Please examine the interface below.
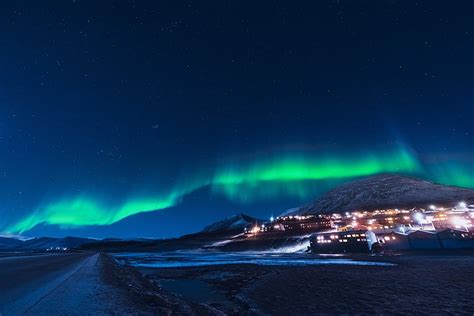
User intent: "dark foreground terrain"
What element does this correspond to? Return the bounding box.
[1,251,474,315]
[138,252,474,315]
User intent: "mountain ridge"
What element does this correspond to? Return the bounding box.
[0,236,98,251]
[202,213,264,233]
[287,173,474,216]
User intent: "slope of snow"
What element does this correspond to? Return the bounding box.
[290,174,474,215]
[202,213,262,233]
[278,207,300,217]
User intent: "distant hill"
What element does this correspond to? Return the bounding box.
[290,174,474,216]
[0,236,97,251]
[80,213,266,252]
[0,237,24,249]
[202,213,263,234]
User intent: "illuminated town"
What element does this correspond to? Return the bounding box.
[244,202,474,252]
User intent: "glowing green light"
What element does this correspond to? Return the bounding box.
[213,149,418,184]
[10,146,470,235]
[8,196,181,234]
[6,176,212,234]
[427,163,474,189]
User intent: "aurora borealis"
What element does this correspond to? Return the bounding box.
[0,1,472,237]
[6,147,473,234]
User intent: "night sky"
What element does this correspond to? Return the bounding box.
[0,1,472,238]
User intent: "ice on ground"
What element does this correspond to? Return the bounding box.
[114,251,395,268]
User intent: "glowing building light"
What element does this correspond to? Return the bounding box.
[414,213,424,223]
[251,226,260,234]
[451,217,469,231]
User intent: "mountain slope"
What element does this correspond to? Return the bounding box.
[202,213,263,234]
[12,236,97,250]
[292,174,474,215]
[0,237,24,249]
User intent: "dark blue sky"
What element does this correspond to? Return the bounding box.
[0,1,472,238]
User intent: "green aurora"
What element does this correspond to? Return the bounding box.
[4,147,472,234]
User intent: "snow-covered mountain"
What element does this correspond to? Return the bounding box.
[288,174,474,216]
[202,213,263,234]
[0,236,97,251]
[278,207,300,217]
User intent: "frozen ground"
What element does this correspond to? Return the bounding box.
[113,250,395,268]
[135,252,474,315]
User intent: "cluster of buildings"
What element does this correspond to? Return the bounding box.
[243,214,332,234]
[310,227,474,253]
[244,202,474,253]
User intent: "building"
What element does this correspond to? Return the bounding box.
[431,212,450,230]
[437,229,474,249]
[309,230,377,253]
[310,225,474,253]
[407,230,441,249]
[279,215,332,232]
[374,230,411,251]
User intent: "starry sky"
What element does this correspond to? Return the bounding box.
[0,1,472,238]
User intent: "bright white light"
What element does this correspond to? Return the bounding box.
[270,216,274,222]
[429,205,436,210]
[459,202,467,209]
[251,226,260,234]
[451,217,468,229]
[414,213,424,223]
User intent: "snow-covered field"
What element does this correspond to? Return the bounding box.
[113,251,394,268]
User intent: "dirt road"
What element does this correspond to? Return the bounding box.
[0,252,165,315]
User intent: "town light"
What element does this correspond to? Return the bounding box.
[270,216,274,222]
[251,226,260,234]
[451,217,469,230]
[458,202,467,209]
[414,213,424,223]
[429,205,436,210]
